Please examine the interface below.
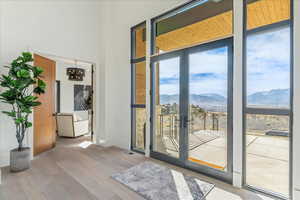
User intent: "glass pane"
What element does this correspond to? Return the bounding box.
[154,57,180,158]
[247,0,290,30]
[134,62,146,105]
[133,25,146,59]
[154,0,233,54]
[188,46,228,171]
[246,27,290,109]
[133,108,146,150]
[246,114,289,196]
[246,1,291,197]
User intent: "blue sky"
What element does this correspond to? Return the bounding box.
[159,27,290,96]
[247,27,290,95]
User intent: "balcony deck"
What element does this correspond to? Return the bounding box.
[157,132,289,196]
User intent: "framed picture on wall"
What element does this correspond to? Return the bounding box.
[74,85,92,111]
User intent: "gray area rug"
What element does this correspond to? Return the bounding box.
[112,161,214,200]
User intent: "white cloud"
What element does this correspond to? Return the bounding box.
[190,78,227,96]
[157,26,291,96]
[247,27,290,94]
[189,47,228,75]
[157,57,180,79]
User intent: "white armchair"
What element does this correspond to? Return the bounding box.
[56,113,89,137]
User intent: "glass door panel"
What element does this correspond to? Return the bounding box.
[151,39,232,181]
[186,41,232,176]
[153,57,181,158]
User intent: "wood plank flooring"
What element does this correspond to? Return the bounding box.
[0,137,275,200]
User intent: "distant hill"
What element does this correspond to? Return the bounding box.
[160,93,225,105]
[160,88,289,110]
[248,89,289,107]
[160,93,227,111]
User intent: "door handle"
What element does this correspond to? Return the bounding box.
[183,116,191,128]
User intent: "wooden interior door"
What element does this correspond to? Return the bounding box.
[33,54,56,156]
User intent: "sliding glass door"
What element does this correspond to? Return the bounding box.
[151,38,233,181]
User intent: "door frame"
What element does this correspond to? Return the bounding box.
[150,37,234,183]
[33,53,96,156]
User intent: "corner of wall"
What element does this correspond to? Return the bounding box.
[0,1,4,169]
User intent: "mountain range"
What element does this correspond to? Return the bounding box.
[160,89,289,110]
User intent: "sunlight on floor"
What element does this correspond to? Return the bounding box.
[206,188,242,200]
[78,141,93,149]
[257,194,275,200]
[206,188,274,200]
[171,170,194,200]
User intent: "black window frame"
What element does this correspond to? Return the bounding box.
[131,21,147,154]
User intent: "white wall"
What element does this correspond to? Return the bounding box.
[0,0,104,167]
[102,0,188,149]
[0,0,188,167]
[0,1,5,169]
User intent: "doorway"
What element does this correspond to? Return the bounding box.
[54,60,94,143]
[150,38,233,182]
[33,53,95,155]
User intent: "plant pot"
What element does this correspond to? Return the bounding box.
[10,147,31,172]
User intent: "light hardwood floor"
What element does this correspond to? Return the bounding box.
[0,137,276,200]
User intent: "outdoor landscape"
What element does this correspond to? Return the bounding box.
[160,88,290,111]
[134,26,290,196]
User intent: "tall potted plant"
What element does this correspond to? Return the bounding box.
[0,52,46,172]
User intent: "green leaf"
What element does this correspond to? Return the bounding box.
[12,57,23,67]
[16,99,25,107]
[30,101,42,107]
[22,52,33,62]
[25,121,32,128]
[32,67,44,77]
[20,105,32,114]
[15,117,25,124]
[24,95,38,102]
[16,69,30,78]
[38,79,46,89]
[0,75,13,88]
[33,87,44,95]
[33,79,46,95]
[0,89,18,101]
[2,111,16,117]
